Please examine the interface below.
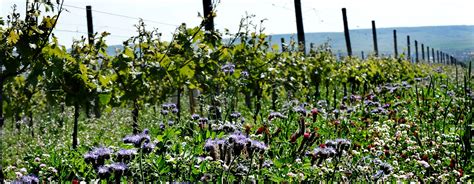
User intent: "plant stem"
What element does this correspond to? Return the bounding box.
[244,153,255,183]
[140,148,145,183]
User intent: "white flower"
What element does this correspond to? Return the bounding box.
[295,158,302,164]
[20,168,27,174]
[15,172,23,178]
[287,172,297,177]
[392,161,398,167]
[452,170,461,176]
[418,160,430,168]
[298,173,304,179]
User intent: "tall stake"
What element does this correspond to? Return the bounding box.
[432,48,435,63]
[421,43,425,61]
[86,6,94,45]
[437,50,440,63]
[393,30,398,58]
[415,40,419,63]
[202,0,214,31]
[371,20,378,57]
[294,0,306,53]
[441,52,444,64]
[202,0,220,119]
[407,35,411,60]
[427,46,430,63]
[342,8,352,57]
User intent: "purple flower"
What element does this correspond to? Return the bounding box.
[171,108,179,114]
[312,147,336,158]
[221,63,235,75]
[379,162,393,174]
[350,95,361,102]
[84,152,99,164]
[162,104,171,110]
[230,112,241,119]
[84,146,113,164]
[294,106,307,115]
[204,139,218,152]
[97,165,111,179]
[268,112,285,120]
[250,140,268,152]
[123,133,150,147]
[325,140,337,148]
[335,138,351,151]
[109,162,128,175]
[215,123,237,133]
[227,132,247,144]
[317,100,328,107]
[240,70,249,78]
[162,103,176,110]
[19,174,39,184]
[161,110,169,115]
[117,149,137,162]
[447,91,455,97]
[335,138,351,147]
[262,160,273,168]
[168,103,177,109]
[93,147,113,161]
[402,81,412,88]
[141,142,156,154]
[199,117,209,124]
[372,170,384,180]
[191,114,200,120]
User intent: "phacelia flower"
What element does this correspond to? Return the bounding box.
[97,166,111,179]
[191,114,200,120]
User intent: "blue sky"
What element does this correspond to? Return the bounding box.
[1,0,473,46]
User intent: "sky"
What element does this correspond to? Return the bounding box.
[1,0,474,47]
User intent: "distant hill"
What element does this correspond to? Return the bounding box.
[269,25,474,61]
[105,25,474,61]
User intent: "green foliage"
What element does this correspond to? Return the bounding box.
[0,4,472,183]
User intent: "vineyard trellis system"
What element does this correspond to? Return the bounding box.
[0,0,472,183]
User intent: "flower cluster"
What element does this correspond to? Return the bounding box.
[11,174,39,184]
[221,63,235,75]
[240,70,249,78]
[123,129,151,147]
[123,129,156,154]
[83,146,130,179]
[203,132,268,163]
[372,159,393,180]
[84,146,113,167]
[307,138,351,165]
[161,103,179,115]
[83,128,158,180]
[268,112,285,121]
